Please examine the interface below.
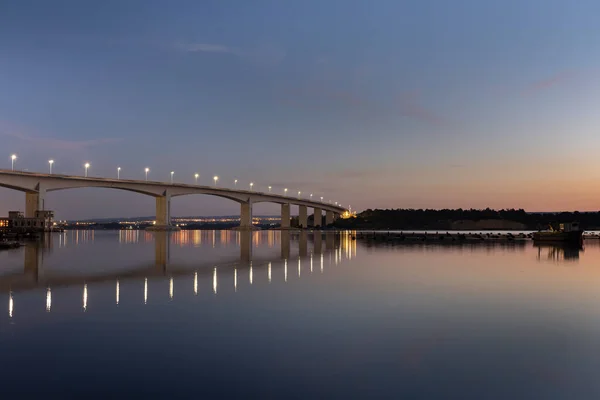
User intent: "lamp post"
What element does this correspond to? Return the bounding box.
[213,176,218,186]
[234,179,238,187]
[320,196,323,202]
[170,171,174,184]
[284,188,288,195]
[298,191,301,198]
[10,154,16,171]
[268,186,271,192]
[310,193,313,199]
[145,168,149,181]
[250,182,254,191]
[84,163,90,177]
[195,173,199,184]
[117,167,121,179]
[49,160,54,174]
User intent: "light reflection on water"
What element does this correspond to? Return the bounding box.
[2,230,600,398]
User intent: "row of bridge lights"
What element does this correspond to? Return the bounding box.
[9,154,347,208]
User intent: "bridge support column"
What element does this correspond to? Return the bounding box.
[150,192,179,231]
[313,208,322,228]
[325,210,334,226]
[239,202,253,230]
[298,205,308,229]
[156,195,171,225]
[25,189,46,218]
[281,204,291,229]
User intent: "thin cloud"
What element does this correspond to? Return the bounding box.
[174,42,243,56]
[281,86,453,127]
[174,41,286,66]
[396,91,451,128]
[0,126,123,151]
[523,71,572,95]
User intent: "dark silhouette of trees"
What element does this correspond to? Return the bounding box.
[334,208,599,230]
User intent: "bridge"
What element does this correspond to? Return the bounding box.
[0,170,347,229]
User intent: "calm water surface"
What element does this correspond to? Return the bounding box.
[1,230,600,398]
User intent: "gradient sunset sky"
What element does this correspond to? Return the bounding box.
[2,0,600,219]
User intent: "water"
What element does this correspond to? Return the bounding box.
[1,230,600,398]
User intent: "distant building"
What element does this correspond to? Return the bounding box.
[0,210,55,232]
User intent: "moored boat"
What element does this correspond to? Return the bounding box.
[532,222,583,245]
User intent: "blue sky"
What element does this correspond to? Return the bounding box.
[2,0,600,218]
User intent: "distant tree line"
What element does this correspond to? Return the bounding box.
[333,208,600,230]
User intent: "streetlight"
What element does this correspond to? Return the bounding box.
[117,167,121,179]
[320,196,323,202]
[195,173,199,184]
[298,191,301,197]
[48,160,54,174]
[234,179,238,187]
[310,193,313,199]
[84,163,90,177]
[145,167,150,181]
[213,176,218,186]
[10,154,16,171]
[284,188,288,195]
[170,171,174,184]
[268,186,271,192]
[250,182,254,191]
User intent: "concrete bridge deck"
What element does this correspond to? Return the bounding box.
[0,170,347,229]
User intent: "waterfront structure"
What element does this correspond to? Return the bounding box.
[0,170,346,230]
[0,210,55,232]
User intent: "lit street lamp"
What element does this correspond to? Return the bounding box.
[234,179,238,187]
[117,167,121,179]
[284,188,288,195]
[195,173,199,184]
[10,154,16,171]
[49,160,54,174]
[250,182,254,191]
[298,191,301,197]
[213,176,218,186]
[145,168,150,181]
[84,163,90,177]
[170,171,174,184]
[268,186,272,192]
[310,193,313,199]
[320,196,323,202]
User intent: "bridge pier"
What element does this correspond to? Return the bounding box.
[299,205,308,228]
[281,204,291,229]
[25,189,45,218]
[313,208,322,228]
[239,202,253,230]
[325,210,334,226]
[150,191,179,231]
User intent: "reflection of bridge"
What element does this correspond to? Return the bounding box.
[0,170,347,229]
[1,231,355,294]
[4,231,356,317]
